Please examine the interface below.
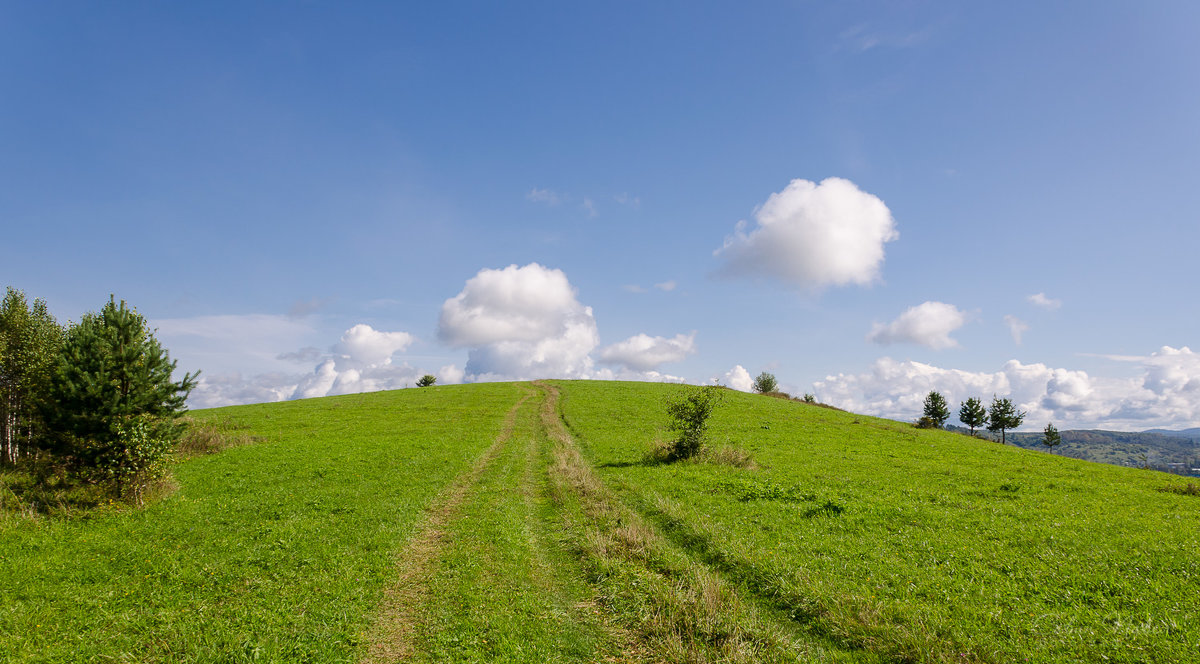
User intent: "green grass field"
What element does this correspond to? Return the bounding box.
[2,381,1197,662]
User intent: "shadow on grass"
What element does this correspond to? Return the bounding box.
[0,462,108,518]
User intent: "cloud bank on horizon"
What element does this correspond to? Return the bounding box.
[815,346,1200,432]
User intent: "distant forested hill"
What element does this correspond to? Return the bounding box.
[1144,427,1200,439]
[947,426,1200,476]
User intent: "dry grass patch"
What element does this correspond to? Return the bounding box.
[177,417,260,456]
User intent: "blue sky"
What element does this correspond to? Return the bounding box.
[4,1,1199,430]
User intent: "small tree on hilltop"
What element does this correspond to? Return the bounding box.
[920,391,950,429]
[986,396,1025,445]
[959,397,987,436]
[416,374,436,387]
[43,297,197,501]
[665,385,723,460]
[1042,422,1062,452]
[752,372,778,394]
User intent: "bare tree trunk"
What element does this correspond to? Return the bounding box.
[2,397,12,464]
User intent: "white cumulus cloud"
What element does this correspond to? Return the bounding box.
[334,324,415,367]
[438,364,465,385]
[439,263,587,347]
[814,347,1200,430]
[715,177,898,290]
[719,365,754,392]
[439,263,599,381]
[175,316,444,407]
[1028,292,1062,310]
[187,372,300,409]
[867,301,966,350]
[598,332,697,372]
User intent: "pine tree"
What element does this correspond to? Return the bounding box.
[922,391,951,428]
[43,297,197,497]
[0,288,63,464]
[986,396,1025,445]
[1042,422,1062,452]
[958,397,987,435]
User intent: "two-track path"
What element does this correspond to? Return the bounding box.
[361,381,844,663]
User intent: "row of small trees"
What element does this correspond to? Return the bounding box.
[0,287,196,502]
[920,390,1061,450]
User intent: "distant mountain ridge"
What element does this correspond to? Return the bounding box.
[1142,427,1200,439]
[945,425,1200,476]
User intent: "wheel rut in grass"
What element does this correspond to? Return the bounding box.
[367,381,858,663]
[535,380,858,663]
[361,387,534,663]
[363,384,623,663]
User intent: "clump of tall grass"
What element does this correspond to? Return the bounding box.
[177,417,258,457]
[644,438,755,468]
[1160,482,1200,496]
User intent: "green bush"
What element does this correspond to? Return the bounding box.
[914,415,941,429]
[94,416,173,505]
[665,385,723,460]
[752,372,778,394]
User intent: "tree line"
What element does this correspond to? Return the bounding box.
[0,287,196,503]
[920,390,1061,450]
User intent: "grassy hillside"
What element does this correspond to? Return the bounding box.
[557,382,1199,662]
[2,381,1197,663]
[0,383,527,662]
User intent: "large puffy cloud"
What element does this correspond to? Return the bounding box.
[598,332,697,372]
[814,346,1200,430]
[867,301,967,350]
[439,263,696,383]
[439,263,587,347]
[1142,346,1200,395]
[439,263,600,381]
[719,365,754,392]
[714,177,898,290]
[334,324,415,367]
